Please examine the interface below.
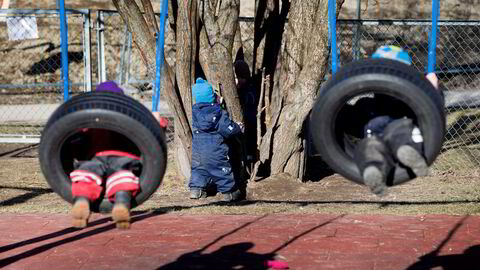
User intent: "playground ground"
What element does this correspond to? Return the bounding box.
[0,213,479,269]
[1,143,480,269]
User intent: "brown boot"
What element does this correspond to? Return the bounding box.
[112,191,131,229]
[71,197,91,229]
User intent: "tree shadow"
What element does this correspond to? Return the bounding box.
[0,210,161,268]
[0,144,38,158]
[0,216,113,254]
[444,114,478,142]
[157,214,343,270]
[406,216,480,270]
[25,51,83,76]
[440,110,480,167]
[0,202,259,266]
[407,245,480,270]
[0,186,52,207]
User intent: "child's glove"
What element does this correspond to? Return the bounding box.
[216,95,224,105]
[152,112,169,128]
[237,122,245,133]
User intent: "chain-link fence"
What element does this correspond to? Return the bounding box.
[1,9,480,174]
[97,10,168,102]
[0,9,87,142]
[336,20,480,175]
[239,17,255,72]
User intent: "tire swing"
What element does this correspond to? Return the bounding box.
[309,58,445,186]
[39,91,168,213]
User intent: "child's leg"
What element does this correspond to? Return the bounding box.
[354,136,393,195]
[69,158,106,228]
[105,157,141,229]
[383,118,428,177]
[188,155,209,199]
[209,162,241,202]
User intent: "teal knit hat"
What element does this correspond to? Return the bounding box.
[192,78,215,104]
[372,45,412,65]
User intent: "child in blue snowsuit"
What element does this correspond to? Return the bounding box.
[189,78,244,202]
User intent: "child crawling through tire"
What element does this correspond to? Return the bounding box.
[341,45,443,195]
[68,81,168,229]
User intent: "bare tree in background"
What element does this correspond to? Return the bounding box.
[112,0,344,181]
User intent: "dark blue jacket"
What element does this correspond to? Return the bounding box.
[191,103,241,166]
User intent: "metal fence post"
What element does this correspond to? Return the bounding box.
[59,0,69,100]
[117,24,128,84]
[152,0,168,112]
[83,10,92,92]
[328,0,338,74]
[96,10,106,83]
[353,0,362,60]
[427,0,440,73]
[125,32,133,84]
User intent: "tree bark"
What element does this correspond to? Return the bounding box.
[259,0,344,178]
[199,0,244,123]
[140,0,159,33]
[113,0,193,167]
[175,0,197,122]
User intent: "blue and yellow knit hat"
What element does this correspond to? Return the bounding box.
[371,45,412,65]
[192,78,215,104]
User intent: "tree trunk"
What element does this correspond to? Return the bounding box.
[199,0,244,123]
[175,0,197,122]
[254,0,289,127]
[259,0,344,178]
[113,0,193,168]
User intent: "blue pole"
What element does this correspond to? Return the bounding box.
[152,0,168,112]
[427,0,440,73]
[59,0,69,101]
[328,0,338,74]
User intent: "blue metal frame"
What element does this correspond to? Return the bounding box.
[152,0,168,112]
[427,0,440,73]
[59,0,69,101]
[328,0,338,74]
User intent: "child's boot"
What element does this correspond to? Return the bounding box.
[384,119,429,177]
[355,136,393,196]
[112,191,131,229]
[71,197,91,228]
[222,189,242,202]
[189,188,207,199]
[396,144,428,177]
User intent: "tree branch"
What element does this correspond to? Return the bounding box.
[140,0,159,34]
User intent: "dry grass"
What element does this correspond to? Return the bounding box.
[1,143,480,217]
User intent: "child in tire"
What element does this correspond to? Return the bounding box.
[69,81,168,229]
[188,78,244,202]
[351,46,442,195]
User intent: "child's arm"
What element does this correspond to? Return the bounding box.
[217,110,242,138]
[426,73,439,89]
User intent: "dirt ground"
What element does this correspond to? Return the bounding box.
[1,142,480,217]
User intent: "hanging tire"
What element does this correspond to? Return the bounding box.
[39,92,167,213]
[309,58,445,186]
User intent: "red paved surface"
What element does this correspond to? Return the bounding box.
[0,213,479,270]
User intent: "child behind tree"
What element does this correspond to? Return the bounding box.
[188,78,244,202]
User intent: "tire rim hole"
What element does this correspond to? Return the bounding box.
[335,92,417,158]
[60,128,142,177]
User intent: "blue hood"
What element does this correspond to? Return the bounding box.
[192,103,222,132]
